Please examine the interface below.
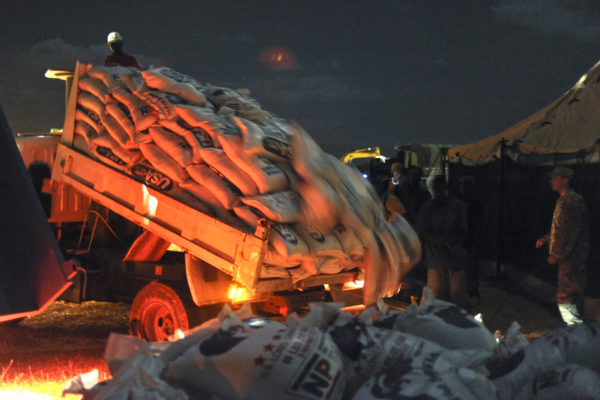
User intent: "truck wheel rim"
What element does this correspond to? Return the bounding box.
[141,302,176,341]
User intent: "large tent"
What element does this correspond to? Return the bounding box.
[449,60,600,165]
[446,60,600,298]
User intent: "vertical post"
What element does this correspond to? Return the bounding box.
[496,138,507,279]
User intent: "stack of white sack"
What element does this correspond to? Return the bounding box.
[73,64,421,304]
[62,289,600,400]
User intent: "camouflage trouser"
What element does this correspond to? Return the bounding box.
[557,259,586,324]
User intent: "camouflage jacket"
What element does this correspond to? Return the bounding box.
[546,190,589,261]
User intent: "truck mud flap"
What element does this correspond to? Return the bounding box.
[0,105,78,322]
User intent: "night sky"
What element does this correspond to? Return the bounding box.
[1,0,599,157]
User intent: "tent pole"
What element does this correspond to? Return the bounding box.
[496,139,507,279]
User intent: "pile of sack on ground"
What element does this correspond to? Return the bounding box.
[63,288,600,400]
[72,64,421,304]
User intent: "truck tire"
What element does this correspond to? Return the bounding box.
[129,281,222,341]
[129,281,192,341]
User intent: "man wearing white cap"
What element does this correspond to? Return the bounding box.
[105,31,143,69]
[536,166,589,324]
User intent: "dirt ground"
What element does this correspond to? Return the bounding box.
[0,301,130,389]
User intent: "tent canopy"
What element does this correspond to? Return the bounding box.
[449,60,600,165]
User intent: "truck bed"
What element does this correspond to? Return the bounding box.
[52,62,358,294]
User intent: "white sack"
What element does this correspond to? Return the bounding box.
[75,107,102,133]
[205,85,268,120]
[142,68,206,105]
[137,90,186,120]
[201,148,259,195]
[78,76,109,102]
[163,321,345,400]
[148,126,193,167]
[514,364,600,400]
[139,143,189,183]
[235,117,292,162]
[269,223,310,261]
[74,121,99,146]
[77,91,105,118]
[90,132,142,170]
[241,191,301,223]
[186,163,239,209]
[112,88,158,131]
[391,287,498,352]
[101,111,132,148]
[105,101,137,141]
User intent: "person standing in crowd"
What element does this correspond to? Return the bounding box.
[459,175,484,304]
[382,163,407,221]
[397,166,431,227]
[417,175,470,307]
[536,166,589,325]
[105,32,144,69]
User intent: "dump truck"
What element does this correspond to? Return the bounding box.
[5,64,366,341]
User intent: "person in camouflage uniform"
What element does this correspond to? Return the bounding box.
[536,166,589,324]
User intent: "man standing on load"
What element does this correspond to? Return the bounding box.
[536,166,589,325]
[105,31,143,69]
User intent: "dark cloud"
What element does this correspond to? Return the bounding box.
[0,38,161,134]
[251,74,364,105]
[493,0,600,41]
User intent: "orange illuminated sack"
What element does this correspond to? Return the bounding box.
[241,190,301,223]
[75,108,102,134]
[317,256,346,274]
[137,90,185,120]
[178,179,222,212]
[186,163,239,209]
[142,68,206,106]
[174,104,241,147]
[259,265,291,278]
[268,223,310,261]
[160,118,221,162]
[100,112,130,148]
[77,91,105,119]
[105,101,137,141]
[112,88,158,131]
[201,148,258,195]
[139,143,189,183]
[90,132,142,170]
[78,77,109,102]
[232,205,261,230]
[148,126,193,167]
[74,121,99,146]
[263,245,302,268]
[219,144,289,194]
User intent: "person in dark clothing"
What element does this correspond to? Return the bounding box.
[105,32,143,69]
[395,166,431,227]
[459,175,484,302]
[417,175,470,307]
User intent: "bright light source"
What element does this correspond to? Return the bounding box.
[362,173,369,179]
[324,284,330,291]
[228,286,237,299]
[142,185,158,218]
[342,280,364,290]
[228,284,252,303]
